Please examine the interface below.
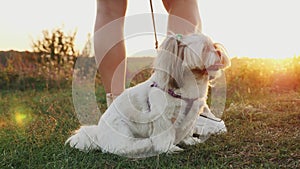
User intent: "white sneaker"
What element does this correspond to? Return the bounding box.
[194,114,227,136]
[194,104,227,136]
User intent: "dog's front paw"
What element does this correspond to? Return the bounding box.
[181,136,203,146]
[167,145,184,154]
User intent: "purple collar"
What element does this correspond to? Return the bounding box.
[150,82,182,99]
[150,82,199,115]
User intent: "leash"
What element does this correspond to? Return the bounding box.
[149,0,158,49]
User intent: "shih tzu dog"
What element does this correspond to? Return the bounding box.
[66,33,231,158]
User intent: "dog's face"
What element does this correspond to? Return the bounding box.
[154,33,231,89]
[182,34,231,80]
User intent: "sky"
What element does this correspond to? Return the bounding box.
[0,0,299,59]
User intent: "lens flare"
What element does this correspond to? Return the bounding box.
[10,105,34,127]
[15,112,27,126]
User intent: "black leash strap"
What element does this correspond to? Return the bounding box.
[149,0,158,49]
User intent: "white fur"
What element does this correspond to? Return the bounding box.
[66,33,231,158]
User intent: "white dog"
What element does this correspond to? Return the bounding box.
[66,33,231,158]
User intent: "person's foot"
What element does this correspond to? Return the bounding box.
[194,104,227,135]
[194,114,227,136]
[194,104,227,136]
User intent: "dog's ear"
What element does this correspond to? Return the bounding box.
[200,41,217,70]
[213,43,231,69]
[203,42,231,72]
[154,35,185,89]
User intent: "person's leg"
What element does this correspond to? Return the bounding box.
[162,0,202,34]
[94,0,127,105]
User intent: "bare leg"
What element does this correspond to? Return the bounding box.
[94,0,127,98]
[162,0,202,34]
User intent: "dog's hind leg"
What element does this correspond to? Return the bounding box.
[96,118,158,157]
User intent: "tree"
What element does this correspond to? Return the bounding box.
[32,27,78,66]
[81,33,93,57]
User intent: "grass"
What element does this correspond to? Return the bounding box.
[0,87,299,169]
[1,55,300,168]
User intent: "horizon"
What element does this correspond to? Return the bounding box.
[2,50,298,61]
[1,0,299,59]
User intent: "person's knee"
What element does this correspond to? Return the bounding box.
[163,0,198,13]
[97,0,127,18]
[162,0,173,12]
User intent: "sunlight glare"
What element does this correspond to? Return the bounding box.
[11,105,34,127]
[15,113,27,126]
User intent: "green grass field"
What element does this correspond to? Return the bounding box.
[1,55,300,168]
[0,87,299,168]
